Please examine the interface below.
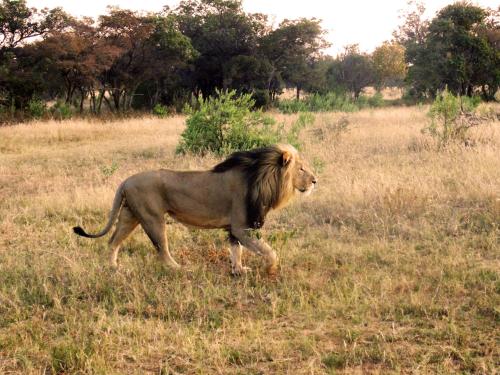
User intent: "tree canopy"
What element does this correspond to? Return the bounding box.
[1,0,499,121]
[398,1,499,99]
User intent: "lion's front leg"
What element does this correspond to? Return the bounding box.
[229,242,251,276]
[231,228,278,275]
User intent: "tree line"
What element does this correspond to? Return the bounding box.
[0,0,498,120]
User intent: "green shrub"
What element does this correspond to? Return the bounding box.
[277,98,309,114]
[423,88,481,148]
[251,89,271,109]
[367,91,385,107]
[277,92,360,114]
[51,101,73,120]
[153,103,169,118]
[27,98,46,119]
[100,162,119,178]
[287,112,315,148]
[177,90,285,155]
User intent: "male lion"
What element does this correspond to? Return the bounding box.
[73,144,316,275]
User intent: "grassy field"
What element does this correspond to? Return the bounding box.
[0,106,499,374]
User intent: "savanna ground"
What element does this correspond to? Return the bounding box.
[0,106,499,374]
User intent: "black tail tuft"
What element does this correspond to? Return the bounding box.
[73,226,90,237]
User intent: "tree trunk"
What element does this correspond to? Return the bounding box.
[466,84,473,97]
[153,80,160,107]
[296,86,300,101]
[111,89,121,111]
[79,89,85,113]
[65,83,74,104]
[97,89,105,114]
[120,91,128,111]
[89,90,96,114]
[103,94,113,112]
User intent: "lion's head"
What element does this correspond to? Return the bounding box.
[212,144,316,228]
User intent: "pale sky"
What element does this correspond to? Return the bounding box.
[28,0,499,55]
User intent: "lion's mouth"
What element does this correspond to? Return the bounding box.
[297,186,314,194]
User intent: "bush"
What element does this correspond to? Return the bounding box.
[27,98,46,119]
[277,98,309,114]
[152,103,169,117]
[287,112,315,148]
[277,92,361,114]
[357,92,386,109]
[177,90,285,155]
[51,101,73,120]
[251,89,271,109]
[423,88,481,148]
[367,92,385,108]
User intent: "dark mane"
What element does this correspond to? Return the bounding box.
[212,147,277,173]
[212,146,288,229]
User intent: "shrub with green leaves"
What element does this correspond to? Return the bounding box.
[371,92,385,107]
[177,90,285,155]
[51,101,73,120]
[423,88,481,148]
[152,103,169,118]
[287,112,315,149]
[27,98,46,119]
[277,92,362,114]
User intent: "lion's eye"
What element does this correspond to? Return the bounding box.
[300,167,305,172]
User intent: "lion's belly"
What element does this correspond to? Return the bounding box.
[167,210,230,229]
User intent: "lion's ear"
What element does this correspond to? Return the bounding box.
[281,150,293,166]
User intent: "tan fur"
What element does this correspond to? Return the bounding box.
[73,144,317,274]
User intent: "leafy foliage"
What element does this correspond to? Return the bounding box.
[0,0,68,50]
[277,91,384,114]
[423,88,481,148]
[50,101,72,120]
[152,104,170,118]
[261,18,330,100]
[286,112,315,149]
[326,45,375,99]
[1,0,499,124]
[372,41,406,89]
[177,90,284,155]
[27,98,46,119]
[398,2,500,100]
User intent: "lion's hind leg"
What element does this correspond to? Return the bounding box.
[109,206,139,269]
[139,215,180,269]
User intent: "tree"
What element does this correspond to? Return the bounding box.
[34,18,123,112]
[372,41,407,90]
[260,18,329,100]
[130,13,197,109]
[0,0,69,108]
[393,1,429,49]
[327,45,375,98]
[175,0,267,97]
[97,7,195,111]
[398,2,500,99]
[301,56,335,94]
[0,0,68,52]
[0,0,333,118]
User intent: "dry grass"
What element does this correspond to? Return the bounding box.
[0,106,499,374]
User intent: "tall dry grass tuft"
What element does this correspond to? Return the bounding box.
[0,106,499,373]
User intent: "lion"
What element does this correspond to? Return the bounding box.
[73,144,317,275]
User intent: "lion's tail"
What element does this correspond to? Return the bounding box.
[73,182,126,239]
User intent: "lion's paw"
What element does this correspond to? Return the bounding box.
[266,264,279,277]
[231,266,251,276]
